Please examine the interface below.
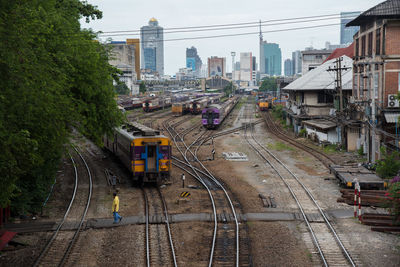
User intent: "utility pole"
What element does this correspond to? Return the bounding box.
[327,57,349,149]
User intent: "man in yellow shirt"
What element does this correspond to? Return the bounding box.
[112,192,122,224]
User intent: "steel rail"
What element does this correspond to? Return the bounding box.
[174,115,241,267]
[262,111,335,168]
[32,152,79,267]
[59,145,93,267]
[163,118,218,267]
[157,188,178,267]
[248,103,355,266]
[142,188,151,267]
[252,120,355,266]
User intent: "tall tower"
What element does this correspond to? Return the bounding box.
[140,18,164,76]
[259,20,264,73]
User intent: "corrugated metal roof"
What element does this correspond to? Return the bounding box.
[282,55,353,91]
[384,112,400,123]
[302,119,337,130]
[347,0,400,26]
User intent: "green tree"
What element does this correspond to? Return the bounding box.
[0,0,123,212]
[139,81,147,94]
[223,82,234,97]
[115,83,130,95]
[259,77,277,92]
[376,147,400,179]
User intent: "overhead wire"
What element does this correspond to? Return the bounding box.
[100,16,349,37]
[99,12,358,34]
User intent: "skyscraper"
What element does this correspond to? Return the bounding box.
[208,57,226,77]
[340,12,361,44]
[284,59,293,76]
[186,46,203,77]
[240,52,253,82]
[140,18,164,75]
[291,50,302,75]
[260,41,282,76]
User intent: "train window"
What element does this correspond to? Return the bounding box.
[213,113,219,119]
[148,146,155,157]
[202,113,207,119]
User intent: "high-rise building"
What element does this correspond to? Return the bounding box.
[260,41,282,76]
[109,39,140,93]
[240,52,253,82]
[186,46,203,77]
[140,18,164,75]
[291,50,302,75]
[340,12,361,44]
[207,57,226,77]
[284,59,293,76]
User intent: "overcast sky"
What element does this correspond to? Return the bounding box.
[82,0,383,75]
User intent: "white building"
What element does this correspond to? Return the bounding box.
[240,52,253,85]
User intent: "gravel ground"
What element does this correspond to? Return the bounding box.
[1,100,399,267]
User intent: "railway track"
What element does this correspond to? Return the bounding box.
[163,114,250,267]
[260,110,336,168]
[243,102,357,267]
[142,186,177,267]
[33,145,93,267]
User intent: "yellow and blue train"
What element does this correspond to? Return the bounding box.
[103,122,171,184]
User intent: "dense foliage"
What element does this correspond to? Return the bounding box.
[223,82,234,97]
[0,0,123,213]
[386,177,400,223]
[115,83,130,95]
[376,147,400,179]
[139,81,147,94]
[259,77,277,92]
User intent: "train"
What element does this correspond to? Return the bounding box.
[202,97,238,129]
[258,98,272,111]
[142,97,172,112]
[171,101,190,116]
[103,122,171,184]
[189,94,222,114]
[189,98,209,114]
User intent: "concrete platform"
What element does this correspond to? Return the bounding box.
[4,209,358,232]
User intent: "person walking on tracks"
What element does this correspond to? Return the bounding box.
[112,192,122,224]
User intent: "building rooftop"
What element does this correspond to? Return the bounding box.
[346,0,400,26]
[302,49,333,55]
[323,43,354,63]
[302,119,337,130]
[283,55,353,91]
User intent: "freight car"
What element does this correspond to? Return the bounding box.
[142,97,172,112]
[103,122,171,184]
[202,97,238,129]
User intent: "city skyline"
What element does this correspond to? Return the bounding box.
[83,0,383,75]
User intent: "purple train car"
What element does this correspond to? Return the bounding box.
[202,97,238,129]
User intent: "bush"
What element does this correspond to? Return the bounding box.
[299,128,307,137]
[376,147,400,179]
[357,146,364,156]
[386,177,400,223]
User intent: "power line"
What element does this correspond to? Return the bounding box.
[100,16,351,37]
[101,22,347,44]
[98,12,360,35]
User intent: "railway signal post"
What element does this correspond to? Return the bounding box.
[182,173,185,188]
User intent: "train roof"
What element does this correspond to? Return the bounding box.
[120,122,161,136]
[205,104,222,110]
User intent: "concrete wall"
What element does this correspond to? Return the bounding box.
[347,127,360,151]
